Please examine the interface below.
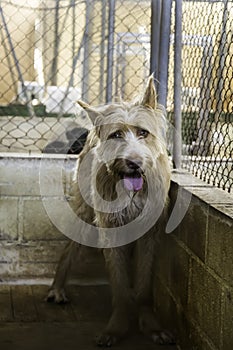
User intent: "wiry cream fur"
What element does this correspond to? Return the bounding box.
[47,76,174,346]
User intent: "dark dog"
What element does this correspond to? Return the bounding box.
[43,127,88,154]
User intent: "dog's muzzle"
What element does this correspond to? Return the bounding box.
[122,159,144,192]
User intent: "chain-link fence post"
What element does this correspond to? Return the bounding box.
[173,0,182,169]
[106,0,116,103]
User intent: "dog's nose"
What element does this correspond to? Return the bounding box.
[125,159,143,170]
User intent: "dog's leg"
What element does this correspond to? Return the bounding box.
[96,246,132,347]
[135,232,175,345]
[47,240,79,303]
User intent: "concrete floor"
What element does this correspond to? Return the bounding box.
[0,284,177,350]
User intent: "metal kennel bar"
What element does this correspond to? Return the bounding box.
[173,0,182,169]
[106,0,116,103]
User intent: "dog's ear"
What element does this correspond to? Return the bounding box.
[77,100,100,124]
[141,75,157,110]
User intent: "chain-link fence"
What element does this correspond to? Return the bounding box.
[0,0,151,152]
[167,0,232,193]
[0,0,232,192]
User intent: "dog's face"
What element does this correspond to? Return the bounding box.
[78,76,168,193]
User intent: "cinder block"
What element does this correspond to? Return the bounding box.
[153,277,216,350]
[213,204,233,220]
[0,242,19,264]
[178,194,208,262]
[188,186,233,205]
[19,241,67,263]
[153,276,179,333]
[0,158,39,196]
[169,239,190,308]
[155,235,190,307]
[166,181,180,236]
[0,198,18,240]
[63,158,77,196]
[18,262,57,278]
[0,157,73,197]
[22,199,66,240]
[207,207,233,287]
[187,322,218,350]
[155,234,172,287]
[189,259,222,349]
[222,288,233,350]
[17,243,106,280]
[0,243,20,278]
[39,157,75,197]
[0,242,54,278]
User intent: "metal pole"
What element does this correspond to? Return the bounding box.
[51,0,60,85]
[106,0,116,103]
[121,43,126,99]
[99,0,107,103]
[71,0,76,87]
[173,0,182,169]
[216,0,228,115]
[158,0,172,107]
[150,0,162,88]
[82,0,92,102]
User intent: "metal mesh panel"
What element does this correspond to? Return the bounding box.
[168,0,233,192]
[0,0,232,192]
[0,0,151,153]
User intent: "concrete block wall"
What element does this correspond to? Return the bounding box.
[1,155,232,349]
[0,154,105,282]
[153,171,233,350]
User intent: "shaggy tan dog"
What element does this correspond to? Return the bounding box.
[47,76,174,346]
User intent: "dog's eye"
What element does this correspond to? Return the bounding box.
[108,130,123,139]
[137,129,149,138]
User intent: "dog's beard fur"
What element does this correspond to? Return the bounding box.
[94,162,147,228]
[48,76,174,346]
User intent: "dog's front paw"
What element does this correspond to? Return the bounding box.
[95,333,118,347]
[46,288,68,304]
[95,310,129,347]
[151,330,175,345]
[139,307,175,345]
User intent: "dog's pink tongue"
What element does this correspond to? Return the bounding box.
[123,176,143,192]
